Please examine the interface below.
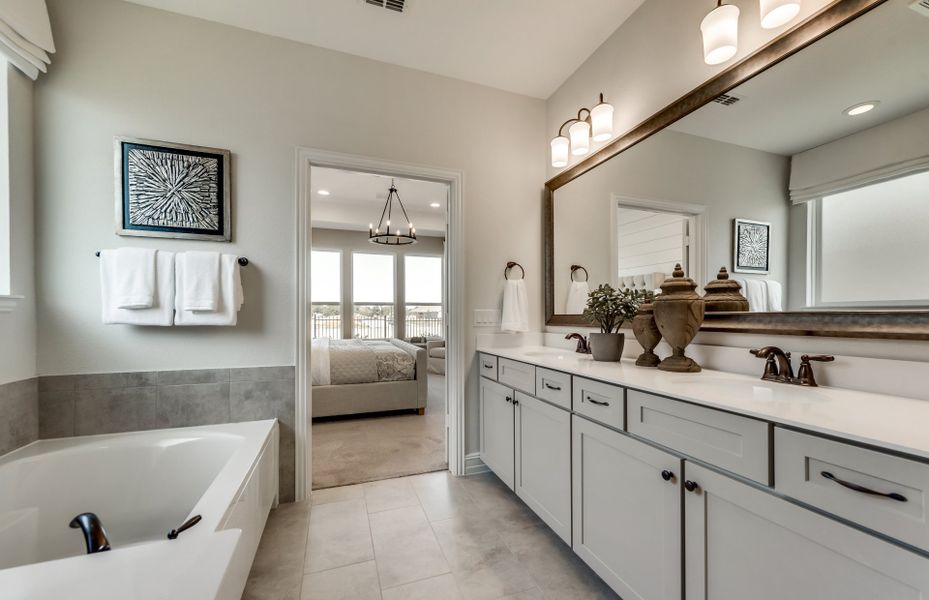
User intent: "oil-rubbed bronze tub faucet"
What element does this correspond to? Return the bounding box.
[750,346,834,386]
[565,333,591,354]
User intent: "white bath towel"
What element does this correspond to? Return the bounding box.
[101,250,175,326]
[744,279,768,312]
[565,281,590,314]
[501,279,529,333]
[311,338,331,386]
[174,254,244,326]
[113,247,157,309]
[180,251,221,311]
[766,280,783,312]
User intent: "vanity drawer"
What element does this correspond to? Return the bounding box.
[535,368,571,410]
[775,428,929,552]
[573,377,624,430]
[498,358,536,395]
[627,390,770,485]
[479,354,498,380]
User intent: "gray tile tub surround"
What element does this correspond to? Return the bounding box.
[37,366,296,502]
[0,377,38,456]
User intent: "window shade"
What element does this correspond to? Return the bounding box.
[0,0,55,80]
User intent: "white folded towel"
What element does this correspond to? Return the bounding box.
[101,250,175,326]
[501,279,529,333]
[766,280,783,312]
[180,251,221,311]
[565,281,590,314]
[311,338,331,386]
[744,279,768,312]
[174,254,244,326]
[113,247,157,309]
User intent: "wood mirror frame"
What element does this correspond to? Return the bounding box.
[544,0,929,340]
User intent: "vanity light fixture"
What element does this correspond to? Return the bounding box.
[317,189,330,196]
[429,202,441,208]
[550,93,614,167]
[701,0,741,65]
[369,179,417,245]
[760,0,801,29]
[843,101,879,116]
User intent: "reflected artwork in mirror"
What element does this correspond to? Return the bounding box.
[545,0,929,339]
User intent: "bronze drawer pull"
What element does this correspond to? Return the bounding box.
[585,395,610,407]
[821,471,907,502]
[544,382,562,391]
[483,363,494,369]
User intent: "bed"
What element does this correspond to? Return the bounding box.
[311,338,427,418]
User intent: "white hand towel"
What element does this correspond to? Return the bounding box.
[101,250,175,326]
[501,279,529,333]
[744,279,768,312]
[766,280,783,312]
[311,338,331,386]
[174,254,244,326]
[181,251,221,311]
[565,281,590,314]
[113,247,156,309]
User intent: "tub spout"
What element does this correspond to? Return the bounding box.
[69,512,111,554]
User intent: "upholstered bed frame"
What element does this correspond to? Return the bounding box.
[311,339,428,418]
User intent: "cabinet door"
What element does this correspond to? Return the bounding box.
[480,378,515,490]
[572,415,682,600]
[684,462,929,600]
[515,392,571,544]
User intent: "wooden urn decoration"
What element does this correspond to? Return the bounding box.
[632,297,662,367]
[653,264,704,373]
[703,267,749,312]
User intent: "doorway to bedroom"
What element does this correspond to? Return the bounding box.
[307,165,451,490]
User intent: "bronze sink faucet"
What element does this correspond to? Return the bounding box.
[750,346,834,387]
[565,333,591,354]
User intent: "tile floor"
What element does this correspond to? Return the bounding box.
[243,471,618,600]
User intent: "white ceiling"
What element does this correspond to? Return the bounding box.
[671,0,929,156]
[310,167,448,236]
[121,0,645,99]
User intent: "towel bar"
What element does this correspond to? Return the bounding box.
[95,251,249,266]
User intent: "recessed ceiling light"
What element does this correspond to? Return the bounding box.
[843,101,879,117]
[430,202,441,208]
[317,190,330,196]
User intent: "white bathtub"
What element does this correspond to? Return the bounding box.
[0,420,279,600]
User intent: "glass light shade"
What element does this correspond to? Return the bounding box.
[590,102,614,142]
[550,136,569,168]
[568,120,590,156]
[760,0,800,29]
[701,3,740,66]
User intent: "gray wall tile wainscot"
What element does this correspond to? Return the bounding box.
[0,378,38,456]
[37,366,296,502]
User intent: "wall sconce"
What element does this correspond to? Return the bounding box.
[550,93,614,167]
[701,0,740,65]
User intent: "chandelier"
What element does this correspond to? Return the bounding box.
[369,179,417,245]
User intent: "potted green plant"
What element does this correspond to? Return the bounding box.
[583,284,644,361]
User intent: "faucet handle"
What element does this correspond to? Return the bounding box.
[802,354,835,363]
[797,354,834,387]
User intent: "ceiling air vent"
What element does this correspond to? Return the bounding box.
[366,0,406,13]
[713,93,743,107]
[909,0,929,17]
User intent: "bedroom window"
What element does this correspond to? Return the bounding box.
[311,250,342,339]
[352,252,395,339]
[404,255,443,339]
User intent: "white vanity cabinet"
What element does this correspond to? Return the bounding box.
[683,461,929,600]
[479,377,515,490]
[572,415,683,600]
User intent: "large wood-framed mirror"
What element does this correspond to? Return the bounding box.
[545,0,929,340]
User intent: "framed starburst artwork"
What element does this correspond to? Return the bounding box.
[733,218,770,274]
[115,137,231,241]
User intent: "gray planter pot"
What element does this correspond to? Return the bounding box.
[589,332,625,362]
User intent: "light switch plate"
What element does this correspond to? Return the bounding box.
[473,309,501,327]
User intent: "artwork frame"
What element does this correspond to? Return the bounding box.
[733,218,770,274]
[114,136,232,241]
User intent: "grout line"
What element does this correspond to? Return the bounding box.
[363,495,386,600]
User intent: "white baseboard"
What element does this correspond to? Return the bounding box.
[463,452,489,476]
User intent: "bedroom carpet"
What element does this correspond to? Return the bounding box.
[312,374,447,489]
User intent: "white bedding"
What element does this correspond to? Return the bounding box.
[311,338,331,386]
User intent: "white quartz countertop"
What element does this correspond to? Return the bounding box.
[478,345,929,462]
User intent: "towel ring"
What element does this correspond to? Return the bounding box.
[570,265,589,282]
[95,251,250,267]
[504,261,525,280]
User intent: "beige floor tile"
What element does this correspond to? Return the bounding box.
[381,573,463,600]
[364,477,421,514]
[311,484,365,506]
[243,502,311,600]
[411,472,477,522]
[304,499,375,573]
[431,516,511,573]
[453,553,537,600]
[369,505,451,589]
[500,588,545,600]
[301,561,381,600]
